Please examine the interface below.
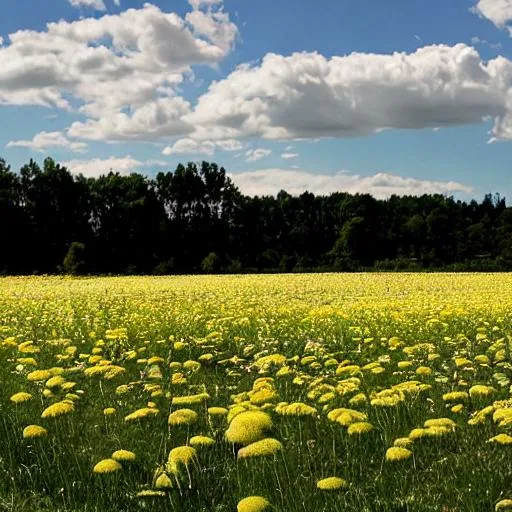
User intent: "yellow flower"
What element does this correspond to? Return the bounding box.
[423,418,456,430]
[168,408,198,426]
[190,435,215,447]
[23,424,48,439]
[451,404,464,413]
[393,437,413,448]
[112,450,136,461]
[10,392,33,404]
[208,407,228,416]
[385,447,412,462]
[347,422,374,436]
[496,499,512,511]
[442,391,469,402]
[45,376,65,389]
[415,366,432,376]
[93,458,122,474]
[237,438,283,459]
[168,446,197,467]
[225,410,272,445]
[103,407,117,416]
[27,370,52,382]
[136,490,166,498]
[237,496,270,512]
[155,473,173,489]
[171,393,210,406]
[41,401,74,418]
[327,408,367,426]
[275,402,317,417]
[488,434,512,445]
[316,477,347,490]
[124,408,159,422]
[469,385,496,399]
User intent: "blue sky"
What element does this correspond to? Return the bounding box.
[1,0,512,199]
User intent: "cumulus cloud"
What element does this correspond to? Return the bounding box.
[0,3,237,140]
[162,137,242,156]
[61,155,166,178]
[187,44,512,142]
[472,0,512,30]
[229,169,473,198]
[7,131,87,153]
[245,149,272,162]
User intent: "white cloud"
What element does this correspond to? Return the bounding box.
[471,36,502,50]
[7,131,87,153]
[0,3,237,141]
[162,137,242,155]
[281,152,298,159]
[472,0,512,30]
[245,148,272,162]
[187,44,512,142]
[229,169,473,198]
[61,156,163,177]
[69,0,106,10]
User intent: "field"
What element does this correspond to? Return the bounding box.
[1,274,512,512]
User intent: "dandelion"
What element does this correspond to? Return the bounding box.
[168,446,197,467]
[488,434,512,445]
[104,407,117,416]
[275,402,317,417]
[125,408,159,422]
[168,408,198,426]
[451,404,464,413]
[112,450,136,462]
[316,477,347,490]
[442,391,469,402]
[327,408,367,426]
[469,385,496,399]
[208,407,228,416]
[136,490,166,498]
[190,435,215,447]
[385,446,412,462]
[415,366,432,376]
[171,393,210,406]
[225,410,272,445]
[424,418,456,430]
[237,496,270,512]
[93,458,122,474]
[41,401,74,418]
[45,376,65,389]
[347,422,374,436]
[23,425,48,439]
[27,370,52,382]
[496,499,512,511]
[10,392,33,404]
[155,473,173,489]
[393,437,413,448]
[238,438,283,458]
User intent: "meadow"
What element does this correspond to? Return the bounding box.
[1,273,512,512]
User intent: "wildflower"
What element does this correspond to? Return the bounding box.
[168,408,198,426]
[10,392,33,404]
[168,446,197,467]
[41,401,74,418]
[451,404,464,413]
[316,477,347,490]
[442,391,469,402]
[171,393,210,406]
[124,408,159,422]
[347,422,374,436]
[385,446,412,462]
[496,499,512,511]
[190,435,215,447]
[155,473,173,489]
[469,385,496,399]
[424,418,456,430]
[93,458,122,474]
[349,393,367,406]
[275,402,317,417]
[238,438,283,459]
[225,410,272,445]
[393,437,413,448]
[327,408,367,426]
[237,496,270,512]
[415,366,432,376]
[27,370,52,382]
[208,407,228,416]
[104,407,117,416]
[488,434,512,445]
[136,490,166,498]
[112,450,136,462]
[183,360,201,372]
[45,376,65,389]
[23,425,48,439]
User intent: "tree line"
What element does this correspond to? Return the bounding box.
[1,156,511,275]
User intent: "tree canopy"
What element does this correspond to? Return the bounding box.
[0,157,510,274]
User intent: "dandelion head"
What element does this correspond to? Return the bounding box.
[385,446,412,462]
[41,401,74,419]
[190,435,215,447]
[237,496,270,512]
[93,458,122,474]
[103,407,117,416]
[10,392,33,404]
[112,450,136,462]
[237,438,283,459]
[347,422,374,436]
[168,408,198,426]
[155,473,173,489]
[225,410,272,445]
[168,446,197,467]
[496,499,512,511]
[488,434,512,445]
[22,424,48,439]
[316,477,347,490]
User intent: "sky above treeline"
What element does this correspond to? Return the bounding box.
[1,0,512,200]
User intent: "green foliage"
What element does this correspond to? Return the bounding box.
[62,242,87,275]
[201,252,220,273]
